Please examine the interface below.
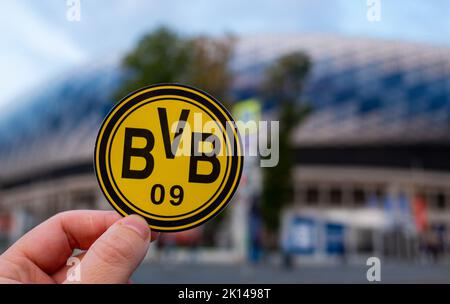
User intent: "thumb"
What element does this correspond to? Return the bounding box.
[66,214,150,284]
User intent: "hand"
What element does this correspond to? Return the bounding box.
[0,210,157,283]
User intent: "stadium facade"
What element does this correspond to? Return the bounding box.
[1,34,450,263]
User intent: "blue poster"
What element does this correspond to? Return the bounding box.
[286,217,316,254]
[325,223,345,255]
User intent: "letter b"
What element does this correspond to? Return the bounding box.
[189,132,220,183]
[122,128,155,179]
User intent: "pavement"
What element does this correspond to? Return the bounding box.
[132,262,450,284]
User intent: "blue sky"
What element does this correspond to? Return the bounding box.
[1,0,450,108]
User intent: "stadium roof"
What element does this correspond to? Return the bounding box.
[1,34,450,182]
[232,34,450,146]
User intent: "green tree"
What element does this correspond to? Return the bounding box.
[261,52,311,233]
[183,35,235,106]
[115,27,190,100]
[115,27,234,108]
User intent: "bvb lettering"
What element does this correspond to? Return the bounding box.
[121,107,221,185]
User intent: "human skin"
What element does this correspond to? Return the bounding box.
[0,210,158,283]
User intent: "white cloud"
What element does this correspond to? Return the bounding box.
[0,0,86,108]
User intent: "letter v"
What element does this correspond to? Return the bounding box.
[158,108,190,159]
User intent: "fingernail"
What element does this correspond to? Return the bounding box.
[120,215,150,240]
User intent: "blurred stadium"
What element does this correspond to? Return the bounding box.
[1,33,450,270]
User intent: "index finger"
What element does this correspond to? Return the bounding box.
[2,210,121,274]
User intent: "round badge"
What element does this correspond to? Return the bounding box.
[94,84,243,232]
